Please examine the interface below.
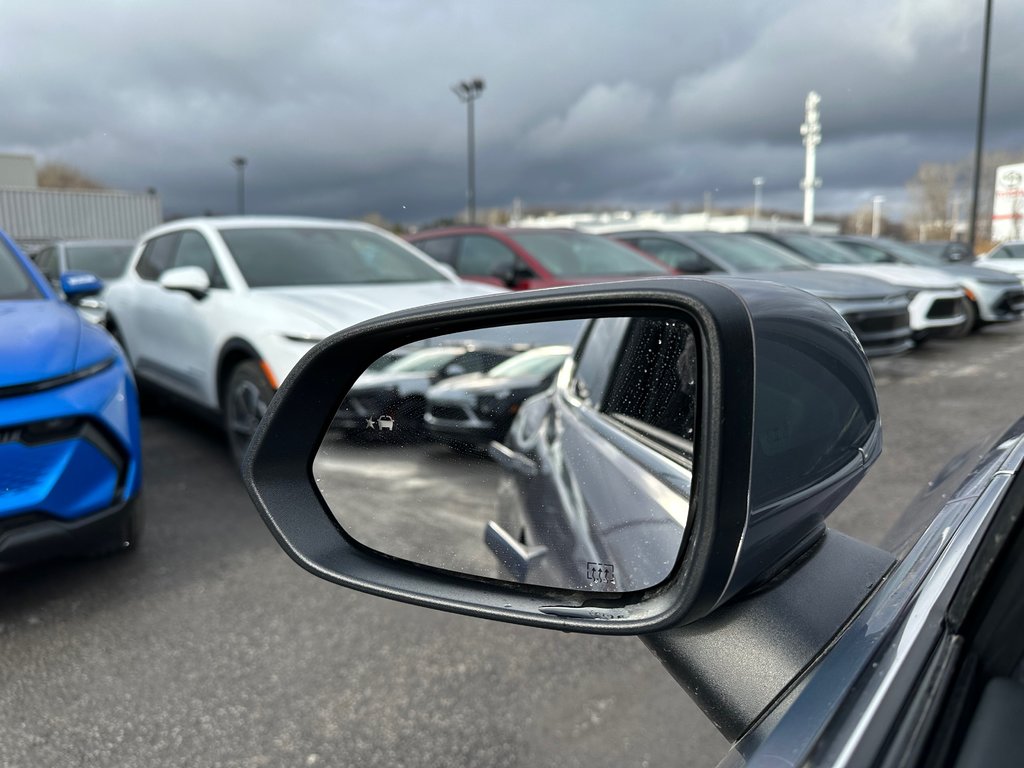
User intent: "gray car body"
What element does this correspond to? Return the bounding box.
[612,230,914,357]
[831,235,1024,325]
[31,239,135,325]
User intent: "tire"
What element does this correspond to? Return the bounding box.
[942,298,978,340]
[87,494,145,558]
[224,360,274,469]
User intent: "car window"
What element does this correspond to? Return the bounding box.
[455,349,514,372]
[775,234,861,265]
[629,237,717,273]
[507,231,667,277]
[174,231,227,288]
[570,316,632,406]
[135,233,181,281]
[990,244,1024,260]
[834,240,894,264]
[0,239,41,300]
[35,247,59,281]
[65,244,134,278]
[220,227,448,287]
[602,318,698,455]
[456,235,519,276]
[686,233,811,272]
[413,236,458,265]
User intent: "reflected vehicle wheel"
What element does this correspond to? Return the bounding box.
[225,360,274,469]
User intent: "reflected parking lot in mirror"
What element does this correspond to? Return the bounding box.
[313,316,699,593]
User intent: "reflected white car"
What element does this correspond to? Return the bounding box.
[104,216,503,461]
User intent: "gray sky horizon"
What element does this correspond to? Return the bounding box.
[2,0,1021,225]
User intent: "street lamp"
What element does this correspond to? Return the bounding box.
[871,195,886,238]
[452,78,485,224]
[232,156,248,215]
[752,177,765,222]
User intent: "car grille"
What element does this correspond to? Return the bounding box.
[430,405,468,422]
[927,298,960,319]
[850,312,908,335]
[996,289,1024,315]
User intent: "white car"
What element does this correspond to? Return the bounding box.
[104,216,503,462]
[976,240,1024,277]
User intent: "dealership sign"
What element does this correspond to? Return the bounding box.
[993,163,1024,242]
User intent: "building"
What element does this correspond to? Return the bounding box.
[0,153,163,252]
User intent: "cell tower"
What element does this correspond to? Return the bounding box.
[800,91,822,226]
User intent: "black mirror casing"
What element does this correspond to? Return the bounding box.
[243,276,879,635]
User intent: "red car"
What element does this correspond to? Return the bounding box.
[407,226,670,289]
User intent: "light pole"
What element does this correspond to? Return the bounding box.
[232,156,248,215]
[967,0,993,251]
[452,78,485,224]
[871,195,886,238]
[800,91,822,226]
[752,177,765,222]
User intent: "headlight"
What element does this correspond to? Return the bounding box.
[0,357,115,398]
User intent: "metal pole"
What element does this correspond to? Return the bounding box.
[452,79,485,225]
[467,96,476,224]
[232,156,247,215]
[753,177,764,222]
[871,196,885,238]
[967,0,993,251]
[800,92,822,227]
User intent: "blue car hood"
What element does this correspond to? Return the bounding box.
[0,300,82,387]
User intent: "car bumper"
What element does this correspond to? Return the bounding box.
[0,497,134,571]
[424,411,505,445]
[907,289,966,332]
[971,281,1024,323]
[826,297,914,358]
[0,357,142,523]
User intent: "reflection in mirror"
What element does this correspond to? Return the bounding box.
[313,316,699,594]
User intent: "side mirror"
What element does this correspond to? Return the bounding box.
[492,264,532,288]
[159,266,210,299]
[60,271,104,302]
[440,362,467,377]
[244,278,880,636]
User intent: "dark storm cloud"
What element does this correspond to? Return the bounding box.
[1,0,1019,222]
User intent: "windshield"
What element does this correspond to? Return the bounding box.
[487,346,571,378]
[875,238,947,267]
[688,233,811,272]
[65,244,134,278]
[221,227,449,288]
[773,234,862,265]
[989,244,1024,259]
[382,348,464,373]
[507,231,668,277]
[0,239,42,300]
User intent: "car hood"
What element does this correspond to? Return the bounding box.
[0,300,82,387]
[938,264,1022,284]
[253,281,504,335]
[742,269,900,300]
[429,372,545,398]
[817,264,960,290]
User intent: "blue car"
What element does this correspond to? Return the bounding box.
[0,229,143,569]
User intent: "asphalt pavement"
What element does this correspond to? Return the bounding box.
[4,322,1024,768]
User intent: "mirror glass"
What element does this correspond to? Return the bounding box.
[313,315,699,594]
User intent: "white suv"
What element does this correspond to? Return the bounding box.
[105,216,502,463]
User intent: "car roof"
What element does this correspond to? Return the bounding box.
[52,239,137,247]
[410,226,578,237]
[139,216,385,240]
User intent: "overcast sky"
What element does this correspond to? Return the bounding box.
[2,0,1021,223]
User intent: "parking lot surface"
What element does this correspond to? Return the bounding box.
[3,323,1024,768]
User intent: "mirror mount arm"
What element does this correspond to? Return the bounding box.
[641,530,894,743]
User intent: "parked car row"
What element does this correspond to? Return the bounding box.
[408,225,1024,354]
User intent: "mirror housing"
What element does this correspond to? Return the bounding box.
[159,266,210,299]
[244,277,880,635]
[60,270,104,302]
